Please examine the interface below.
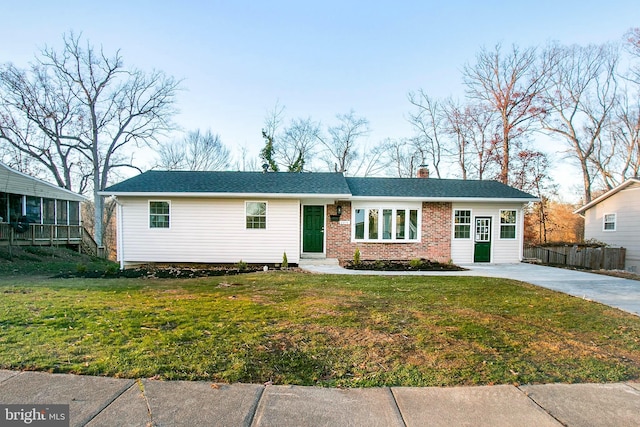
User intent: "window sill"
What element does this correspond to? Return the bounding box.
[353,240,421,244]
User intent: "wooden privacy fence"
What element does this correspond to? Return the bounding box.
[524,245,626,270]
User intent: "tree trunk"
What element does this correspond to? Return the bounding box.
[94,191,103,248]
[501,131,510,184]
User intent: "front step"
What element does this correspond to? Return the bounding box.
[298,258,339,266]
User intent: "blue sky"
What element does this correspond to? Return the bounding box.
[2,1,639,197]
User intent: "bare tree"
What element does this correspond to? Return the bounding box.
[441,99,469,179]
[625,27,640,83]
[464,104,501,181]
[318,110,370,174]
[609,90,640,180]
[0,33,179,246]
[511,150,556,243]
[352,142,388,177]
[407,90,445,178]
[439,99,500,180]
[607,28,640,181]
[381,138,424,178]
[541,43,619,202]
[464,44,551,184]
[234,145,260,172]
[157,130,230,171]
[278,117,321,172]
[0,61,89,191]
[260,102,285,172]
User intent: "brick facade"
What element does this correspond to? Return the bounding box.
[325,202,452,262]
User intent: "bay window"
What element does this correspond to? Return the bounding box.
[355,209,365,239]
[368,209,379,239]
[353,205,420,242]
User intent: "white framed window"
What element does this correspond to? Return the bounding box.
[353,205,420,242]
[454,209,472,239]
[499,209,517,239]
[603,213,616,231]
[246,201,267,229]
[149,201,170,229]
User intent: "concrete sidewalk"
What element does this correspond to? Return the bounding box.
[1,370,639,426]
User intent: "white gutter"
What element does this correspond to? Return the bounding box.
[98,191,352,199]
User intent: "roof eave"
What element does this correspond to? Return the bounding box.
[100,191,352,199]
[573,178,640,215]
[348,196,539,203]
[100,192,538,204]
[1,162,89,202]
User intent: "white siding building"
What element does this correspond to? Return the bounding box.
[575,178,640,272]
[103,170,537,268]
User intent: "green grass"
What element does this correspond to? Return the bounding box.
[1,272,639,387]
[0,246,118,276]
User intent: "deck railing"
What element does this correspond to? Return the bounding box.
[0,223,99,256]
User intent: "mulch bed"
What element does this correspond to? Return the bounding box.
[56,264,274,279]
[343,259,466,271]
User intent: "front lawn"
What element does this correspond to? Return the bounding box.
[1,272,639,387]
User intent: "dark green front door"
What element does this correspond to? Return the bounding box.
[303,205,324,253]
[474,217,491,262]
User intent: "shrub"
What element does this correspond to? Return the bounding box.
[106,263,120,275]
[353,247,361,265]
[235,260,248,271]
[409,258,422,269]
[282,252,288,269]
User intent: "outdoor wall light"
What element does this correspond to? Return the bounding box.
[336,205,342,216]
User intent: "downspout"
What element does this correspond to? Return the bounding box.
[519,203,527,261]
[113,197,125,270]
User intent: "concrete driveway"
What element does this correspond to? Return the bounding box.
[299,261,640,316]
[467,263,640,317]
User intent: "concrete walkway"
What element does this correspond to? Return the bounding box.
[1,370,639,426]
[299,260,640,316]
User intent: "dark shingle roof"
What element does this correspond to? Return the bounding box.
[103,171,536,200]
[103,171,352,195]
[345,177,536,199]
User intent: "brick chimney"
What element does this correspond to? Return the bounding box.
[417,165,429,178]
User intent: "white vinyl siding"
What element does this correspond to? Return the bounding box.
[583,184,640,272]
[118,197,301,265]
[451,202,526,264]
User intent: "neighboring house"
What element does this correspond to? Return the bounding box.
[102,169,537,269]
[574,178,640,272]
[0,162,91,251]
